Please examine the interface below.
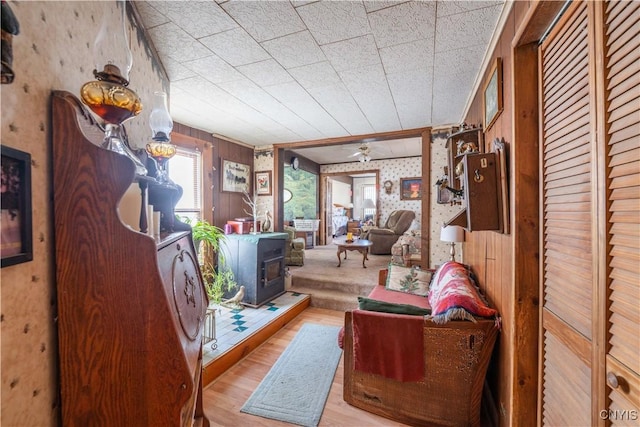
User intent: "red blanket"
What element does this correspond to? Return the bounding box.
[351,309,424,382]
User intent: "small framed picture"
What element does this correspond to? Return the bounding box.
[255,170,272,196]
[400,177,422,200]
[221,159,250,193]
[483,57,503,131]
[1,146,33,268]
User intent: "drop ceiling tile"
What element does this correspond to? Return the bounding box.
[135,2,169,28]
[306,83,375,135]
[264,81,347,136]
[237,59,294,87]
[379,38,433,74]
[200,28,271,67]
[215,78,326,139]
[321,35,380,72]
[387,71,432,128]
[291,1,316,7]
[434,5,502,52]
[161,57,197,82]
[339,64,401,132]
[437,1,504,18]
[363,1,410,13]
[368,1,436,49]
[148,22,211,62]
[183,55,244,84]
[148,1,236,39]
[221,1,305,42]
[261,31,326,69]
[433,47,484,83]
[296,1,370,45]
[288,61,342,90]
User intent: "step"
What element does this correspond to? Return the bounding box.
[291,275,376,295]
[291,286,362,312]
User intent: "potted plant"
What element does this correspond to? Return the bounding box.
[188,219,238,305]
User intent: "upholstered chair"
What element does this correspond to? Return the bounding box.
[391,230,422,266]
[360,210,416,255]
[283,225,305,266]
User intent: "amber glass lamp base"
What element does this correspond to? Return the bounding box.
[80,80,142,125]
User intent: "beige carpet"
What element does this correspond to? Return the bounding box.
[288,244,391,311]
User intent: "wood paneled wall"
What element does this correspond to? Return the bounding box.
[172,123,254,229]
[463,2,540,425]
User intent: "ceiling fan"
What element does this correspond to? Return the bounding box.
[348,143,372,163]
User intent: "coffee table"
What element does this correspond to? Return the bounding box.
[333,236,373,268]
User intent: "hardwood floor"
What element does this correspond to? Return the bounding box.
[202,307,408,426]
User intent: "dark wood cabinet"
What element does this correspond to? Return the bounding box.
[51,91,209,426]
[445,129,508,233]
[445,127,484,193]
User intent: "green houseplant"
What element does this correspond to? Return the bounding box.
[188,219,237,305]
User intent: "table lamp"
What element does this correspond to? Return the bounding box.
[440,225,465,262]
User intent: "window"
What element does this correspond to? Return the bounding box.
[362,184,376,223]
[168,147,202,222]
[283,167,317,221]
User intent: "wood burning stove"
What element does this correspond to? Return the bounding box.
[219,233,287,307]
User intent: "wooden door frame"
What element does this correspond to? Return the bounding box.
[510,2,567,426]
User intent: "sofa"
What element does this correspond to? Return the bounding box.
[283,225,305,266]
[359,210,415,255]
[339,262,500,427]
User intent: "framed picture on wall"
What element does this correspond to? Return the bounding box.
[1,146,33,268]
[400,177,422,200]
[255,170,272,196]
[483,57,503,131]
[221,159,250,193]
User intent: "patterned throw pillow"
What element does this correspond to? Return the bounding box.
[385,263,433,297]
[428,261,498,324]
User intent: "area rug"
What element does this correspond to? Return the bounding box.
[240,323,343,426]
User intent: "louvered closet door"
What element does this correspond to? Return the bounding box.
[540,2,594,425]
[604,0,640,423]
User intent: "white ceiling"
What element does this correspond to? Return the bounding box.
[135,0,507,163]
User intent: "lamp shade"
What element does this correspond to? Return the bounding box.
[363,198,376,209]
[440,225,464,243]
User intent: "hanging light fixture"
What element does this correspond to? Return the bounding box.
[146,91,176,182]
[79,0,146,176]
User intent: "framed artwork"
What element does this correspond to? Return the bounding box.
[400,177,422,200]
[483,57,503,131]
[1,146,33,267]
[255,170,272,196]
[221,159,250,193]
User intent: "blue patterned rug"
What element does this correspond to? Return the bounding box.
[240,323,343,427]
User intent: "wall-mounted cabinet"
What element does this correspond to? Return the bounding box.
[445,127,484,193]
[444,133,508,233]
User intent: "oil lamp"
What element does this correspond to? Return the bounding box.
[79,0,146,176]
[145,91,176,182]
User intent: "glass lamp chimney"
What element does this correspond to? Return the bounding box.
[149,91,173,142]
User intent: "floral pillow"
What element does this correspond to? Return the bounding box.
[385,263,433,297]
[428,261,498,323]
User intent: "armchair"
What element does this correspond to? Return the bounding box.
[284,225,305,266]
[360,210,415,255]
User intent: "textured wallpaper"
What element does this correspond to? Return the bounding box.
[429,129,465,266]
[1,2,165,425]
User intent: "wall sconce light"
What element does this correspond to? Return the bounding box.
[383,180,393,194]
[440,225,465,262]
[145,91,176,183]
[79,0,146,176]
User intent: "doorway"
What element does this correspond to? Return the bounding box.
[319,169,379,246]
